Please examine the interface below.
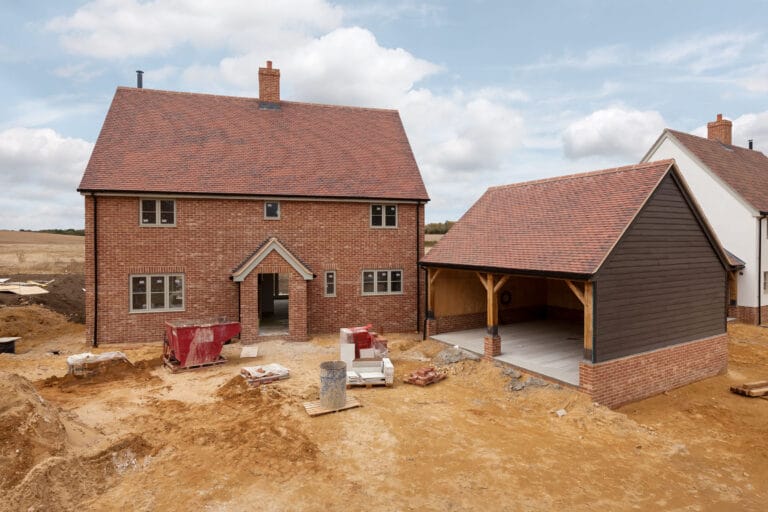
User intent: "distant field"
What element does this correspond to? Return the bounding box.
[0,230,84,274]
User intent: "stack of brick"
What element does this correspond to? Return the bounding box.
[404,366,446,386]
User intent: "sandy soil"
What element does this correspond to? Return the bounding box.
[1,309,767,511]
[0,230,84,274]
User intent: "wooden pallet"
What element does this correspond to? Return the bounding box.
[303,396,362,417]
[163,355,227,373]
[244,374,290,387]
[730,380,768,397]
[346,380,392,389]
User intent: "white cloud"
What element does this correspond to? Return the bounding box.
[648,32,758,73]
[523,44,626,70]
[562,107,666,160]
[47,0,343,58]
[53,62,104,82]
[0,128,92,229]
[733,112,768,149]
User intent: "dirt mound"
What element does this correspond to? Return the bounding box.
[41,357,162,390]
[0,305,80,345]
[4,433,155,512]
[0,273,84,323]
[0,372,67,489]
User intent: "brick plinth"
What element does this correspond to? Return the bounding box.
[579,333,728,408]
[483,335,501,359]
[728,305,768,325]
[426,319,437,337]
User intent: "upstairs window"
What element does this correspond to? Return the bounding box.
[130,274,184,312]
[361,269,402,295]
[265,201,280,219]
[141,199,175,226]
[371,204,397,228]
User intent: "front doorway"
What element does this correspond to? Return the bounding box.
[258,273,289,335]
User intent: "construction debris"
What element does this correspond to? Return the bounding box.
[240,364,290,387]
[0,282,49,295]
[730,380,768,397]
[0,336,20,354]
[303,396,362,417]
[404,366,447,387]
[346,358,394,388]
[240,345,260,359]
[66,351,130,377]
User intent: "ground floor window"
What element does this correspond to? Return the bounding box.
[362,269,402,295]
[324,271,336,297]
[130,274,184,312]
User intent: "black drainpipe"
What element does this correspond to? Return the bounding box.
[92,194,99,348]
[415,201,421,333]
[422,266,429,340]
[760,215,765,325]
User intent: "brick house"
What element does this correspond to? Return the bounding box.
[643,114,768,324]
[421,160,731,407]
[78,62,429,345]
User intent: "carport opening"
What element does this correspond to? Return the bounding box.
[429,271,585,385]
[258,273,289,335]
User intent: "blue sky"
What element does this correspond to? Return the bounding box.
[2,0,767,229]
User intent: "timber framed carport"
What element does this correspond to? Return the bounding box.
[421,160,733,407]
[424,266,593,385]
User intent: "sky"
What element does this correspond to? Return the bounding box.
[1,0,768,229]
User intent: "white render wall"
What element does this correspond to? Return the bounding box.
[649,138,762,308]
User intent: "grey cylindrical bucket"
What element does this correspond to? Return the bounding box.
[319,361,347,410]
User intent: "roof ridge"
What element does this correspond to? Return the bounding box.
[115,86,399,114]
[666,128,768,157]
[487,160,674,192]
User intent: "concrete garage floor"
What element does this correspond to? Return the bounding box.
[432,319,584,385]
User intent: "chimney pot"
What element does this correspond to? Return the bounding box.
[136,70,144,89]
[749,139,754,150]
[707,113,732,146]
[258,60,280,105]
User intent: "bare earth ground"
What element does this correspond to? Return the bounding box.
[2,233,767,510]
[0,306,767,511]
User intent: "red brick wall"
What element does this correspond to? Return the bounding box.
[428,312,486,335]
[728,305,768,325]
[579,333,728,408]
[85,196,423,344]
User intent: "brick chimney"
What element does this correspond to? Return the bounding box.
[258,60,280,104]
[707,113,732,145]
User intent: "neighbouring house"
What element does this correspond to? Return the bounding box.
[421,160,732,407]
[643,114,768,324]
[78,62,429,345]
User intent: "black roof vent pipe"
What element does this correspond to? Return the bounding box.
[749,139,754,150]
[136,70,144,89]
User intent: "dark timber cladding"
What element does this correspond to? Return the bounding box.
[593,173,726,362]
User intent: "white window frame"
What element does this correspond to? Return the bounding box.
[130,273,185,313]
[264,201,281,220]
[361,269,403,296]
[139,198,176,227]
[324,271,336,297]
[370,204,397,228]
[764,271,768,292]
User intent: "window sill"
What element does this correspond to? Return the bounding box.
[129,308,185,314]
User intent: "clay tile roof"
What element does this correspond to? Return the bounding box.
[78,87,429,201]
[422,160,676,276]
[666,129,768,212]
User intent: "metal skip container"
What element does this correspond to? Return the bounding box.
[319,361,347,410]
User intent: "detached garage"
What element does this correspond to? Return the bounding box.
[422,160,732,407]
